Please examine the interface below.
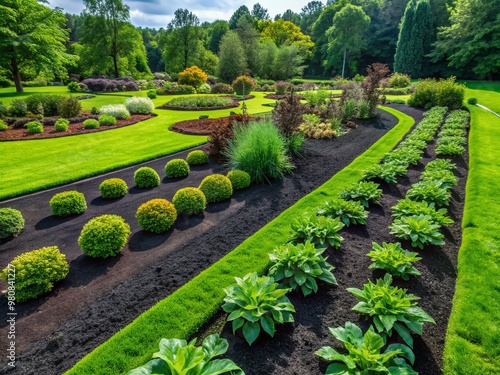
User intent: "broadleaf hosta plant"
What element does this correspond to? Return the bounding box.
[317,198,368,226]
[126,334,244,375]
[362,162,406,184]
[391,198,453,226]
[347,274,435,348]
[315,322,417,375]
[406,180,451,207]
[288,213,344,250]
[222,272,295,346]
[420,168,458,189]
[268,241,337,296]
[341,181,383,208]
[424,158,456,172]
[367,242,421,280]
[389,214,445,249]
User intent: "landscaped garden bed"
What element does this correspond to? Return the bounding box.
[171,114,263,135]
[0,107,404,374]
[159,96,240,111]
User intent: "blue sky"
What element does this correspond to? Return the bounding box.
[48,0,318,28]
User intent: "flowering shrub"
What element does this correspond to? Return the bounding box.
[99,104,130,120]
[178,66,208,88]
[125,97,154,114]
[81,77,139,92]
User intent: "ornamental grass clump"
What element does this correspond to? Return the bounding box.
[391,198,453,226]
[126,334,243,375]
[340,181,383,208]
[172,187,206,216]
[0,208,25,239]
[224,120,294,184]
[134,167,160,188]
[389,214,445,249]
[50,190,87,216]
[288,213,344,250]
[99,178,128,199]
[98,114,117,126]
[125,96,155,114]
[315,322,417,374]
[136,199,177,233]
[165,158,190,178]
[367,242,422,280]
[222,272,295,346]
[317,198,368,226]
[226,170,251,190]
[268,241,337,296]
[186,150,208,165]
[0,246,69,302]
[347,273,435,348]
[199,174,233,203]
[78,215,131,258]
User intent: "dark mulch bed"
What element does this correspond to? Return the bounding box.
[0,105,463,375]
[171,114,265,135]
[0,114,152,141]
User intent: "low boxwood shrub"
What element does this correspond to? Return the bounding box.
[0,246,69,302]
[227,169,251,190]
[317,198,368,227]
[99,178,128,198]
[136,198,177,233]
[467,97,478,105]
[99,104,130,120]
[288,213,344,250]
[172,187,206,215]
[199,174,233,203]
[147,89,156,99]
[54,118,69,132]
[0,208,25,239]
[125,97,155,114]
[186,150,208,165]
[0,119,8,131]
[165,158,190,178]
[134,166,160,188]
[78,215,131,258]
[25,94,64,116]
[222,272,295,346]
[26,121,43,134]
[367,242,422,280]
[83,119,100,129]
[50,190,87,216]
[98,115,117,126]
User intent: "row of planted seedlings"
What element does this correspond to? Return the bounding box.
[124,107,450,374]
[0,149,253,303]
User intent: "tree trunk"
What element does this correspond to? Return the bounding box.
[342,45,347,78]
[11,55,23,93]
[113,53,119,78]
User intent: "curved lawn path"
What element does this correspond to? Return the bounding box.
[0,108,407,374]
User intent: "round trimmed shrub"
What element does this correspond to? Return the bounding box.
[134,167,160,188]
[0,208,25,239]
[227,170,251,190]
[99,114,117,126]
[186,150,209,165]
[0,119,8,131]
[0,246,69,302]
[68,81,81,92]
[83,119,100,129]
[99,178,128,198]
[54,118,69,132]
[232,75,255,96]
[50,191,87,216]
[26,121,43,134]
[165,159,190,178]
[467,97,478,105]
[136,198,177,233]
[199,174,233,203]
[78,215,131,258]
[172,187,206,215]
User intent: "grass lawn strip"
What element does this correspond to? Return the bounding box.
[442,103,500,374]
[65,106,414,375]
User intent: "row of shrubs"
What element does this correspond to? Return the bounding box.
[0,95,82,119]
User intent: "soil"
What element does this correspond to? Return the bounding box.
[0,105,465,375]
[0,114,152,141]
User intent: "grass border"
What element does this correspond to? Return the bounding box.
[66,106,414,374]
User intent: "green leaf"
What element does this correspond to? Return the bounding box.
[379,314,397,332]
[325,362,349,375]
[242,321,261,346]
[199,359,242,375]
[393,322,413,348]
[201,334,228,360]
[260,315,276,337]
[126,358,171,375]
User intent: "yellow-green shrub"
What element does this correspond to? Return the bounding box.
[134,167,160,188]
[186,150,209,165]
[227,170,251,190]
[165,159,190,178]
[99,178,128,198]
[0,208,24,239]
[136,199,177,233]
[199,174,233,203]
[50,191,87,216]
[172,187,206,215]
[78,215,131,258]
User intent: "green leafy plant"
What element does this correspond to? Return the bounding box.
[172,187,206,216]
[0,246,69,302]
[420,168,459,188]
[9,99,28,117]
[222,272,295,346]
[340,181,383,208]
[83,119,100,129]
[226,170,251,190]
[232,75,255,96]
[317,198,368,227]
[54,118,69,132]
[367,242,422,280]
[199,174,233,203]
[362,162,406,184]
[268,241,337,296]
[389,73,411,88]
[315,322,417,375]
[126,334,244,375]
[406,180,451,207]
[288,213,344,250]
[467,97,477,105]
[99,104,130,119]
[68,81,81,92]
[389,214,445,249]
[125,97,155,114]
[99,115,117,126]
[147,89,157,99]
[0,119,8,131]
[136,199,177,233]
[383,147,423,166]
[0,208,25,239]
[78,215,131,258]
[347,274,435,347]
[284,132,305,158]
[26,121,43,134]
[186,150,209,165]
[391,198,453,226]
[134,166,160,188]
[99,178,128,199]
[49,190,87,216]
[165,159,190,178]
[425,158,456,172]
[165,96,234,108]
[435,142,465,156]
[60,96,81,118]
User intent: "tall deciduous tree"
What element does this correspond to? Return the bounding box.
[261,20,314,53]
[217,31,247,83]
[236,16,260,76]
[208,20,229,54]
[251,3,270,20]
[0,0,75,92]
[325,4,370,77]
[300,1,324,34]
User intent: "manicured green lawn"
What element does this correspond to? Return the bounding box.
[66,106,414,375]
